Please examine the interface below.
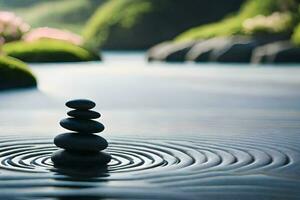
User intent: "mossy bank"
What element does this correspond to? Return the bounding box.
[2,39,100,63]
[83,0,244,49]
[175,0,298,42]
[148,0,300,63]
[0,56,37,90]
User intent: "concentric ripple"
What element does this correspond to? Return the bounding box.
[0,136,299,199]
[0,137,296,175]
[0,141,54,172]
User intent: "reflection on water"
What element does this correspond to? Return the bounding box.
[52,166,109,180]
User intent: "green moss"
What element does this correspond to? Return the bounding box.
[292,23,300,46]
[83,0,152,49]
[0,55,37,90]
[175,0,298,42]
[2,39,100,63]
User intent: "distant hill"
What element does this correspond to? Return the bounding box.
[83,0,245,49]
[0,0,105,33]
[0,0,46,7]
[1,0,245,49]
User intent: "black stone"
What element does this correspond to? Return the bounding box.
[211,38,258,63]
[186,37,231,62]
[165,41,196,62]
[66,99,96,110]
[60,118,105,133]
[67,110,101,119]
[54,133,108,152]
[147,41,196,62]
[51,150,111,167]
[251,41,300,64]
[51,166,109,178]
[147,42,171,62]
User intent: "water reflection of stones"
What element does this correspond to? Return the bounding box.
[51,163,109,178]
[51,99,111,169]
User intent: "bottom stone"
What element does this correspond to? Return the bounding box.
[51,150,111,167]
[51,164,109,178]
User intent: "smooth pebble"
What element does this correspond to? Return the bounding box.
[67,110,101,119]
[54,133,108,152]
[66,99,96,110]
[51,150,111,166]
[60,118,105,133]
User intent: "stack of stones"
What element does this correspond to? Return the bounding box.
[51,99,111,167]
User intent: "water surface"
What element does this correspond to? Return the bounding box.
[0,52,299,199]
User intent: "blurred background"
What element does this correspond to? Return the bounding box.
[0,0,299,137]
[0,0,300,90]
[0,0,300,65]
[1,1,300,62]
[0,0,299,136]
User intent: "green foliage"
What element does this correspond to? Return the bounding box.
[0,0,45,7]
[175,0,298,42]
[2,39,100,63]
[83,0,152,49]
[83,0,244,49]
[0,55,37,90]
[292,23,300,46]
[1,0,104,33]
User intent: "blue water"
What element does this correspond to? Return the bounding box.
[0,52,299,199]
[0,52,299,137]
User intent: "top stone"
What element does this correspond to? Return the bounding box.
[66,99,96,110]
